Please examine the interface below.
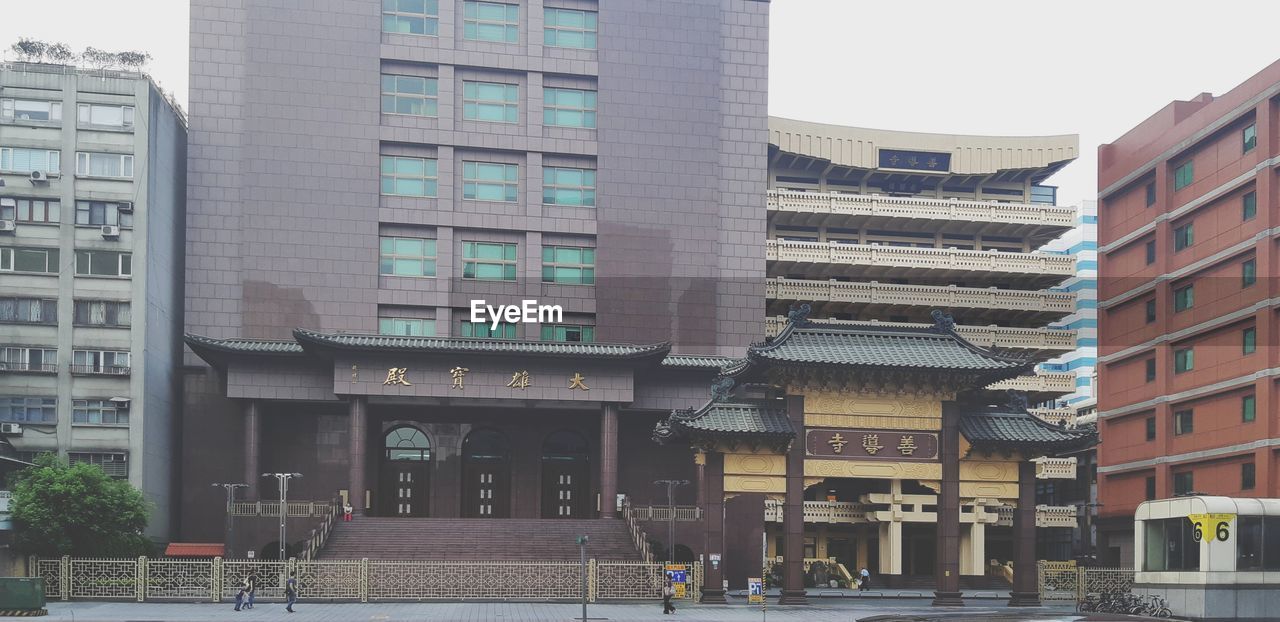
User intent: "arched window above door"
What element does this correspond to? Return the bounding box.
[385,426,430,461]
[541,430,589,461]
[463,428,509,460]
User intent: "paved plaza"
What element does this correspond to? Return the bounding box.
[33,600,1096,622]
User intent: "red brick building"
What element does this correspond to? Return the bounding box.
[1096,60,1280,566]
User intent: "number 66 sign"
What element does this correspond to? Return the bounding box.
[1187,513,1235,543]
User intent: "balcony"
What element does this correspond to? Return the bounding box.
[767,240,1075,289]
[0,362,57,374]
[1033,457,1079,480]
[229,500,336,518]
[628,505,703,522]
[766,277,1075,326]
[70,365,131,376]
[764,316,1075,358]
[988,371,1075,398]
[1029,407,1075,427]
[768,190,1075,245]
[764,499,866,524]
[995,505,1078,528]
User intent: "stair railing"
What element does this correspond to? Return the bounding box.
[620,496,654,563]
[299,497,342,560]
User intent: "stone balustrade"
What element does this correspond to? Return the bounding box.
[988,372,1075,394]
[766,240,1076,276]
[767,277,1076,314]
[995,504,1078,528]
[764,499,865,524]
[1029,407,1076,426]
[764,316,1075,351]
[1033,457,1079,480]
[767,189,1076,228]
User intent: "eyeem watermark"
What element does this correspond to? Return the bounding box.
[470,300,563,329]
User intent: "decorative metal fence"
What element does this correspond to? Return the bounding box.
[31,556,701,602]
[1037,561,1136,604]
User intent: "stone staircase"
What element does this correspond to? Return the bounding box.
[316,517,644,561]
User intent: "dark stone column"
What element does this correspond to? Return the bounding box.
[779,395,808,604]
[932,401,963,606]
[600,403,619,518]
[701,451,727,604]
[348,396,368,515]
[1008,460,1041,606]
[244,400,260,500]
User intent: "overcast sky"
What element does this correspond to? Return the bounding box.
[4,1,1280,206]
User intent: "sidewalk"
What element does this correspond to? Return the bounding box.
[35,599,1085,622]
[726,587,1014,599]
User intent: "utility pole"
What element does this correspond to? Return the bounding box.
[654,479,689,562]
[577,535,589,622]
[212,483,247,557]
[263,473,302,561]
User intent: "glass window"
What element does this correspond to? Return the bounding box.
[72,350,130,374]
[1,247,59,273]
[462,161,519,202]
[1243,259,1257,288]
[1243,463,1257,490]
[1174,161,1194,191]
[1145,299,1156,324]
[0,298,56,324]
[1145,476,1156,500]
[1145,417,1156,441]
[1243,327,1257,354]
[1,198,60,223]
[463,81,519,123]
[380,156,438,196]
[460,320,517,339]
[540,324,594,342]
[75,152,133,178]
[0,147,60,174]
[1243,191,1257,221]
[73,300,131,326]
[1174,348,1194,373]
[382,0,439,35]
[77,104,133,128]
[74,201,133,227]
[1145,240,1156,265]
[1145,181,1156,207]
[75,250,131,277]
[1,99,61,122]
[73,399,127,425]
[381,74,438,116]
[541,245,595,284]
[1239,517,1263,570]
[543,87,597,128]
[1145,358,1156,382]
[1173,471,1194,495]
[463,1,519,43]
[68,452,127,478]
[1243,124,1257,153]
[385,426,431,461]
[1173,223,1193,251]
[544,7,597,49]
[1243,395,1257,422]
[543,166,595,206]
[379,237,436,277]
[462,241,517,280]
[1144,517,1199,571]
[1,347,57,372]
[1173,285,1193,312]
[1174,409,1193,435]
[0,396,56,424]
[378,317,435,336]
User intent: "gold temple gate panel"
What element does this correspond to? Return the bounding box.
[805,459,942,480]
[724,475,785,494]
[959,460,1020,482]
[725,453,786,476]
[960,482,1018,498]
[800,394,944,431]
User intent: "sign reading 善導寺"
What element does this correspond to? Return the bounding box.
[805,428,939,461]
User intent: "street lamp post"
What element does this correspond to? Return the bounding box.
[654,479,689,562]
[263,473,302,561]
[212,482,248,556]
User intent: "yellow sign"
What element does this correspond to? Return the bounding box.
[1187,513,1236,543]
[664,564,688,599]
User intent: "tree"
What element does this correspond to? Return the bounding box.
[80,47,117,71]
[115,51,152,71]
[11,39,48,63]
[9,454,152,557]
[45,43,75,64]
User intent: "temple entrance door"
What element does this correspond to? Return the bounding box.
[463,428,510,518]
[379,426,431,517]
[904,523,936,576]
[540,430,589,518]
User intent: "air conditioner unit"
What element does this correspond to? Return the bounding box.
[118,202,134,213]
[0,220,14,233]
[0,198,14,209]
[28,170,47,183]
[101,225,121,238]
[0,423,23,435]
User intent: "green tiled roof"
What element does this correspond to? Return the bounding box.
[660,354,737,369]
[961,410,1097,452]
[749,323,1029,371]
[676,402,794,437]
[185,334,304,355]
[293,328,670,360]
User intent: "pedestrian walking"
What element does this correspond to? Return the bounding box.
[233,584,246,611]
[859,567,871,591]
[662,577,676,614]
[284,572,298,613]
[343,503,353,522]
[245,573,258,609]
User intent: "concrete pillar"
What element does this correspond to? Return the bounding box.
[961,521,986,576]
[349,396,368,514]
[701,451,727,604]
[599,404,619,518]
[779,395,808,604]
[878,520,902,575]
[1009,460,1041,606]
[933,402,963,606]
[243,401,260,500]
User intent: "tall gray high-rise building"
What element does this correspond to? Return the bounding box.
[182,0,768,542]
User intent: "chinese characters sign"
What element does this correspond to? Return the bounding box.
[877,149,951,173]
[806,428,938,461]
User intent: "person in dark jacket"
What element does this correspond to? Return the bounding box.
[662,577,676,614]
[284,572,298,613]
